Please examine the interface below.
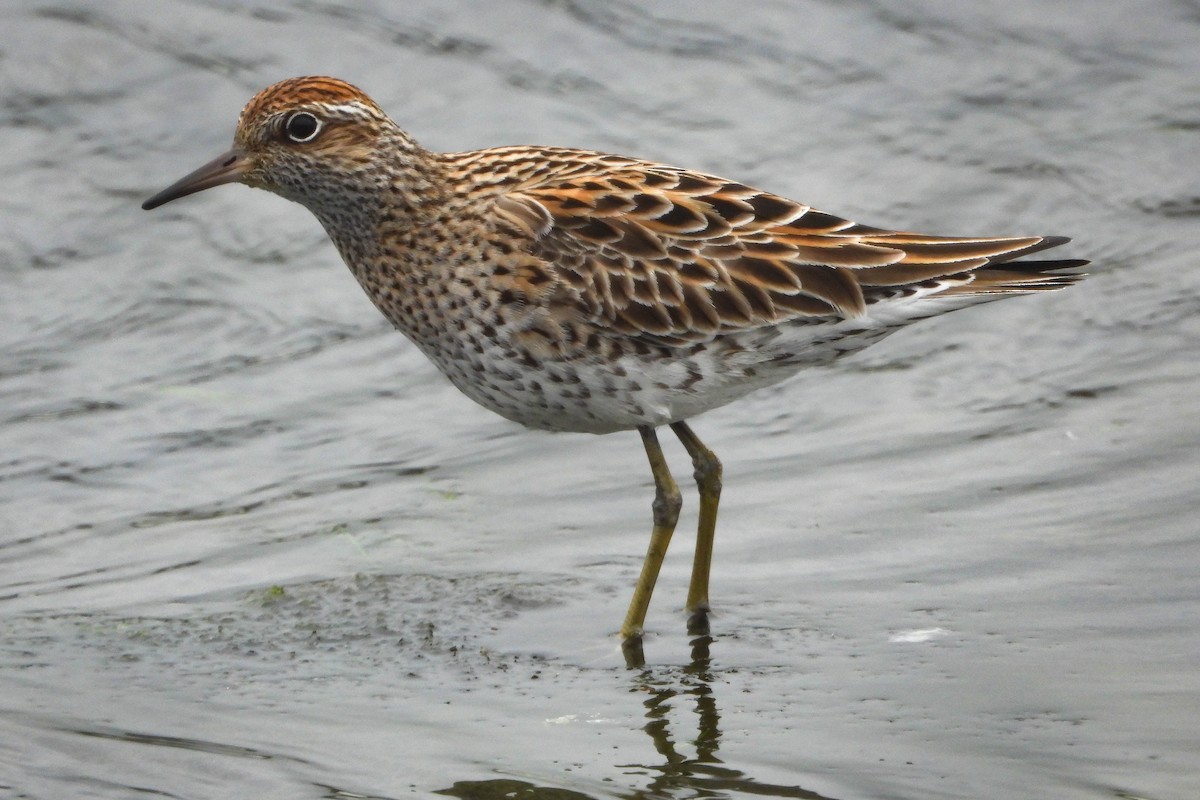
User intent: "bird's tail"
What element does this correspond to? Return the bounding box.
[941,235,1087,297]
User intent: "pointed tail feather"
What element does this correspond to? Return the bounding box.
[952,251,1087,296]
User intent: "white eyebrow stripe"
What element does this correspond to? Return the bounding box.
[315,101,378,121]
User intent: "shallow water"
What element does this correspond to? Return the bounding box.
[2,1,1199,798]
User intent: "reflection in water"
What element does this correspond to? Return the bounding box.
[622,637,834,799]
[438,638,837,800]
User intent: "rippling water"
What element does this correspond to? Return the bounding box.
[3,1,1198,798]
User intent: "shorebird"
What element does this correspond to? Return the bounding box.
[143,76,1085,655]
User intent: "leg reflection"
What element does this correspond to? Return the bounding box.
[625,637,835,799]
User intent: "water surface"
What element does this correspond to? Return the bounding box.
[2,1,1198,798]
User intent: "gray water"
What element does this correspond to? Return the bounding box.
[2,1,1198,798]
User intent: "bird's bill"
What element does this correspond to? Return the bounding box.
[142,148,251,210]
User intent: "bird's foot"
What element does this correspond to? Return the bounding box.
[621,633,646,669]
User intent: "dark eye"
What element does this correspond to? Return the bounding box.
[284,112,321,143]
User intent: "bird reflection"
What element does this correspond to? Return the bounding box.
[632,635,720,772]
[436,636,837,800]
[620,636,833,799]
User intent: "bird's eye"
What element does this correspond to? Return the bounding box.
[284,112,321,143]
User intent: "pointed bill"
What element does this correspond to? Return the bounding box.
[142,148,250,210]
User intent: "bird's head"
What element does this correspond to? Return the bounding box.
[143,76,426,215]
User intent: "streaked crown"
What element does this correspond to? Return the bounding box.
[241,77,378,116]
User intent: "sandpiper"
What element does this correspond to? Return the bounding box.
[143,76,1085,655]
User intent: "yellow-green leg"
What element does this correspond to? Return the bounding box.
[669,421,722,635]
[621,426,683,646]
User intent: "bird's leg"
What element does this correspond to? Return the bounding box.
[669,421,722,635]
[621,426,683,646]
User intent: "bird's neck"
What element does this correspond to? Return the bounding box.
[307,143,454,274]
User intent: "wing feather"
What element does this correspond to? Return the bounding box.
[463,148,1084,344]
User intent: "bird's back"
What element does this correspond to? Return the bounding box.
[401,145,1085,432]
